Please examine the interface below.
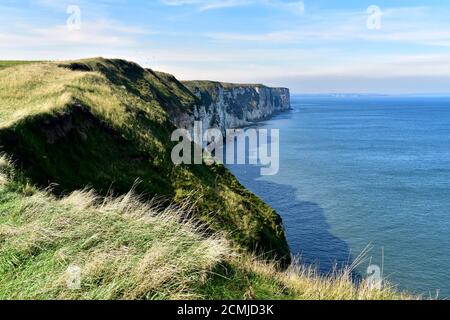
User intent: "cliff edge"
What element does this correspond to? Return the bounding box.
[179,80,291,133]
[0,58,412,300]
[0,58,290,265]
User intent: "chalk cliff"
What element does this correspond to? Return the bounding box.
[179,81,291,133]
[0,59,292,266]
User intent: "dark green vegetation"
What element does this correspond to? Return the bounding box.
[0,58,412,300]
[0,160,411,299]
[0,58,290,264]
[183,80,264,110]
[0,61,39,70]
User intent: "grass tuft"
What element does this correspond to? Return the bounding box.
[0,58,291,263]
[0,60,416,300]
[0,164,230,300]
[0,166,414,300]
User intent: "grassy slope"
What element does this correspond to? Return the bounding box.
[0,58,290,264]
[0,61,39,70]
[0,59,414,300]
[0,158,228,299]
[182,80,264,104]
[182,80,288,97]
[0,160,412,300]
[183,80,264,89]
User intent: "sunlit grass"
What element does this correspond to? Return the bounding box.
[0,59,417,300]
[0,58,292,263]
[0,156,229,300]
[0,61,40,70]
[0,157,414,300]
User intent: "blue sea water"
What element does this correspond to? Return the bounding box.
[227,95,450,298]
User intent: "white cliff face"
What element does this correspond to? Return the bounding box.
[181,82,291,133]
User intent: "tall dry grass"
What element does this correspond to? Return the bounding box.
[0,157,413,300]
[0,160,230,299]
[234,252,414,300]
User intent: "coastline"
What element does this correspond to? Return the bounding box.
[0,59,416,300]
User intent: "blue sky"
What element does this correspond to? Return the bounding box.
[1,0,450,93]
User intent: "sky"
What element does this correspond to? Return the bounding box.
[1,0,450,93]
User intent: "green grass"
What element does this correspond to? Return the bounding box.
[0,157,228,299]
[0,61,39,70]
[0,159,413,300]
[0,58,290,264]
[0,58,416,300]
[183,80,264,90]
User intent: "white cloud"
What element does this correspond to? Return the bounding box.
[204,6,450,49]
[162,0,249,10]
[162,0,304,14]
[0,19,150,49]
[2,2,449,93]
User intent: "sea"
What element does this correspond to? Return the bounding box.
[227,95,450,298]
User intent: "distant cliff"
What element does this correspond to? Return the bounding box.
[0,58,413,300]
[179,81,291,133]
[0,58,291,267]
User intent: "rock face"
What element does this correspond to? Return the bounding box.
[181,81,291,133]
[0,59,292,265]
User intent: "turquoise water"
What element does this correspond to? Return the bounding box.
[228,95,450,298]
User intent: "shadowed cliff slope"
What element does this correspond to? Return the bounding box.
[0,158,411,300]
[0,58,415,300]
[0,58,290,264]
